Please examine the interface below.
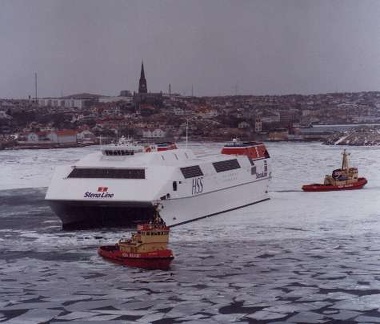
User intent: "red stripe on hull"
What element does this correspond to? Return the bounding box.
[98,245,174,270]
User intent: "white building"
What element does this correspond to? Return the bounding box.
[38,94,100,109]
[0,111,12,119]
[173,107,185,116]
[255,118,263,132]
[23,130,78,144]
[99,96,133,104]
[77,130,97,144]
[142,128,166,138]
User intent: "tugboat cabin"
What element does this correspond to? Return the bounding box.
[118,223,170,254]
[135,224,170,244]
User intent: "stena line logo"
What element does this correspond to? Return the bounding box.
[84,187,114,198]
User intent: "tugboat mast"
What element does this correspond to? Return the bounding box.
[341,149,350,170]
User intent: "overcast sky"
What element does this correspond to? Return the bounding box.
[2,0,380,98]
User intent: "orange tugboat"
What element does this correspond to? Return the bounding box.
[302,149,367,192]
[98,215,174,270]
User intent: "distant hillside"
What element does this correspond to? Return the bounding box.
[60,93,103,99]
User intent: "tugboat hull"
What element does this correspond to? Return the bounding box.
[302,177,367,192]
[98,245,174,270]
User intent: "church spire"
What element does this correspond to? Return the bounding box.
[138,62,147,94]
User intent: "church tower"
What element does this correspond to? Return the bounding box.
[138,62,147,94]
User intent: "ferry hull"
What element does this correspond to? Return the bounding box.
[161,178,270,227]
[98,245,174,270]
[48,177,270,229]
[47,200,154,229]
[302,177,367,192]
[45,142,271,229]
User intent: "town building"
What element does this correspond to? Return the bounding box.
[142,127,166,139]
[138,62,147,94]
[21,130,78,145]
[133,62,163,108]
[38,93,101,109]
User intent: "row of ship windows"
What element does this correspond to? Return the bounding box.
[104,151,190,159]
[103,150,136,156]
[68,168,145,179]
[143,232,166,235]
[67,158,244,179]
[180,159,241,178]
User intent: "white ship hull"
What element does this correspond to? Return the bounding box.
[45,141,271,229]
[161,178,269,226]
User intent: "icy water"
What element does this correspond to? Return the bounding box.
[0,142,380,323]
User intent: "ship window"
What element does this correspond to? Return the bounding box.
[103,149,135,156]
[173,181,177,191]
[180,165,204,179]
[248,157,255,166]
[213,159,241,173]
[68,168,145,179]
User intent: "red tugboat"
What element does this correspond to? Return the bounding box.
[98,215,174,270]
[302,149,367,192]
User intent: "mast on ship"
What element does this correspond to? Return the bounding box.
[185,118,189,149]
[341,149,350,170]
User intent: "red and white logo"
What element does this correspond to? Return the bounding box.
[84,187,114,198]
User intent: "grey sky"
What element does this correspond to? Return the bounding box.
[1,0,380,98]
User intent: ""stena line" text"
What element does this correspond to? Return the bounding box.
[84,191,114,198]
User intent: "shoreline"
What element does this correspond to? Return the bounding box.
[3,143,96,150]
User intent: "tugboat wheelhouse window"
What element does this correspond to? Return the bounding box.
[68,168,145,179]
[213,159,241,173]
[180,165,204,179]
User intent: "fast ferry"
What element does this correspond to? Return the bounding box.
[45,138,271,229]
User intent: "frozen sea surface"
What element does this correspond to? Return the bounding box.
[0,142,380,323]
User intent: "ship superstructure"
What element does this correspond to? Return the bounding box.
[45,139,271,229]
